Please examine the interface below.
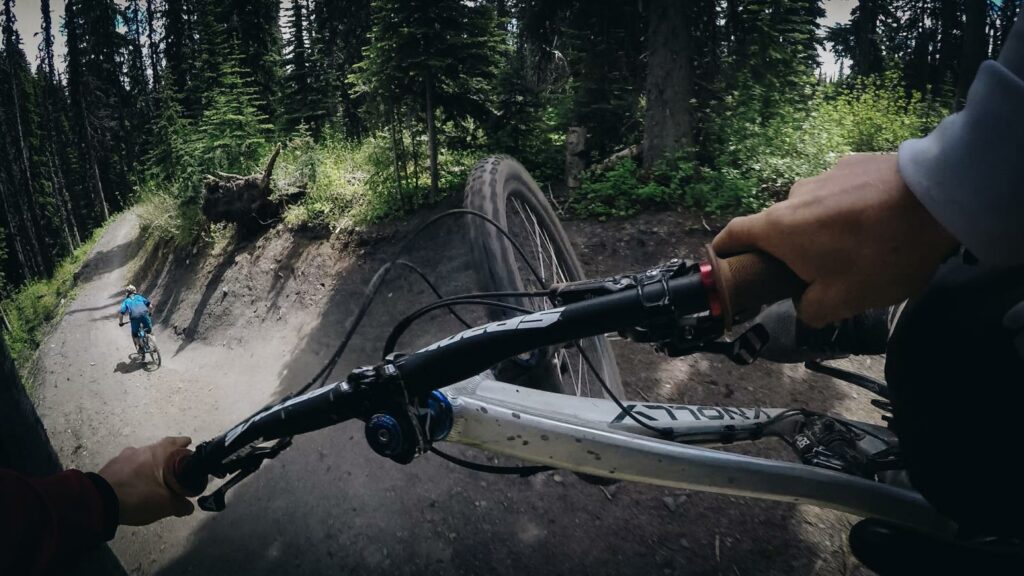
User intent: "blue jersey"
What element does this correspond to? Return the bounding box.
[120,294,151,319]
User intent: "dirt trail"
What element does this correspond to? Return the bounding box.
[35,207,880,575]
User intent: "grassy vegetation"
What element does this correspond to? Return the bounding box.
[138,70,947,242]
[572,73,946,219]
[275,130,480,229]
[138,122,480,244]
[1,222,110,391]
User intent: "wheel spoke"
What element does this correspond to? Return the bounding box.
[511,198,544,288]
[503,194,614,398]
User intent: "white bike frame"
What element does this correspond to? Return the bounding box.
[439,374,953,535]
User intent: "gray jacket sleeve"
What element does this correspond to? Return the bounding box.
[898,14,1024,266]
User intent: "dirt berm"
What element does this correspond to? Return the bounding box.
[35,201,883,575]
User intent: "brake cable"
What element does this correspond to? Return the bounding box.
[248,207,675,480]
[286,208,547,400]
[393,260,472,329]
[382,292,548,358]
[428,447,552,476]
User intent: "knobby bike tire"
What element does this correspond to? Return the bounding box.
[463,155,624,399]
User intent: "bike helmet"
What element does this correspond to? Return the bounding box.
[125,284,137,295]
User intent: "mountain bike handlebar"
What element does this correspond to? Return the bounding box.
[164,249,806,502]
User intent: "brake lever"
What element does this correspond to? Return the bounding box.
[198,437,293,512]
[699,324,770,366]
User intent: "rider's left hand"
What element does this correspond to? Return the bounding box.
[98,437,196,526]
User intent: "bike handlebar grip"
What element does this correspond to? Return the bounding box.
[163,448,209,497]
[705,244,806,328]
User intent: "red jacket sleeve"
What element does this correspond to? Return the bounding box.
[0,469,118,576]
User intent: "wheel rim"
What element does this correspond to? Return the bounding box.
[504,195,605,398]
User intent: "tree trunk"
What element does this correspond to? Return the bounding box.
[389,108,404,203]
[38,84,76,252]
[725,0,740,50]
[955,0,987,110]
[853,0,883,76]
[0,332,128,575]
[80,93,110,222]
[54,142,81,247]
[46,152,75,253]
[0,179,31,282]
[642,0,695,171]
[425,72,439,201]
[8,60,49,274]
[146,0,161,89]
[89,145,110,222]
[935,0,961,102]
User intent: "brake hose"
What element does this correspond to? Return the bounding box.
[277,206,675,476]
[289,208,549,400]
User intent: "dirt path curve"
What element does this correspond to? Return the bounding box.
[35,208,880,575]
[34,212,329,572]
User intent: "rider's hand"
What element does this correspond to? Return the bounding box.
[97,437,196,526]
[712,154,959,327]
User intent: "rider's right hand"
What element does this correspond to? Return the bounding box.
[712,154,959,328]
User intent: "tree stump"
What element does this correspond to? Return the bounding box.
[202,145,302,235]
[565,126,587,188]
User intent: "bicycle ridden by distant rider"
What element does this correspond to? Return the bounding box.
[118,284,154,355]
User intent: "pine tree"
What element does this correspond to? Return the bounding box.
[161,0,194,113]
[65,0,132,224]
[2,0,49,278]
[145,0,162,89]
[33,65,80,251]
[826,0,897,77]
[309,0,371,136]
[992,0,1021,58]
[565,0,646,161]
[195,51,274,177]
[124,0,150,100]
[36,0,81,249]
[218,0,284,123]
[955,0,988,108]
[282,0,316,131]
[351,0,504,197]
[123,0,154,168]
[489,25,548,170]
[727,0,824,118]
[894,0,934,95]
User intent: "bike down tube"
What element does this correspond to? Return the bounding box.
[438,375,955,536]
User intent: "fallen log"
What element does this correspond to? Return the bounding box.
[590,144,641,174]
[202,144,302,234]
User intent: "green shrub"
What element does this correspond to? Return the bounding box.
[685,72,943,215]
[571,159,682,219]
[274,126,482,230]
[568,73,942,219]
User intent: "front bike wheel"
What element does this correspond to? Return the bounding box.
[147,335,161,368]
[464,156,623,399]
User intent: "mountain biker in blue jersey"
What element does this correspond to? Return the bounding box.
[118,284,154,355]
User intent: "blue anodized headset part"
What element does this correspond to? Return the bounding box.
[426,390,453,442]
[365,414,404,457]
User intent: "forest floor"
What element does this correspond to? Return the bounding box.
[34,201,885,575]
